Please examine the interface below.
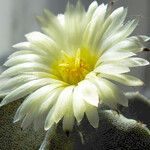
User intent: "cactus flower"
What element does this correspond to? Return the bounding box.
[0,1,149,132]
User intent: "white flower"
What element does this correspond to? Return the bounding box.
[0,1,149,131]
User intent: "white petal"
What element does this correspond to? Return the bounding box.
[1,62,50,77]
[98,57,149,70]
[21,108,37,130]
[45,86,74,130]
[98,51,135,64]
[103,7,127,38]
[75,0,85,14]
[39,88,63,115]
[25,32,59,56]
[120,57,149,67]
[37,9,59,28]
[62,86,75,131]
[100,19,138,54]
[62,1,86,50]
[73,86,86,122]
[85,103,99,128]
[83,3,107,50]
[139,35,150,42]
[91,77,128,107]
[78,80,99,107]
[57,14,65,26]
[0,92,9,97]
[44,106,55,130]
[100,73,144,86]
[34,88,63,130]
[107,36,143,53]
[8,50,37,59]
[14,84,63,122]
[54,86,74,123]
[92,3,106,21]
[0,79,53,106]
[85,1,98,23]
[63,112,74,131]
[4,54,49,67]
[0,75,38,91]
[37,9,65,41]
[94,64,130,74]
[13,42,47,56]
[26,32,55,47]
[13,42,31,49]
[21,71,59,80]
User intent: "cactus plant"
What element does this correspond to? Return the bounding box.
[0,92,150,150]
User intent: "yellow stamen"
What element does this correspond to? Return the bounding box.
[75,48,81,68]
[52,48,97,85]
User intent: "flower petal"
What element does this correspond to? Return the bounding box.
[14,84,63,123]
[4,54,49,67]
[138,35,150,42]
[100,73,144,86]
[94,64,130,74]
[0,75,38,91]
[85,1,98,24]
[73,86,86,123]
[33,88,63,130]
[91,76,128,107]
[107,36,144,53]
[21,110,36,130]
[85,103,99,128]
[13,42,47,56]
[103,7,127,38]
[45,86,74,130]
[100,19,138,54]
[37,9,64,43]
[8,50,39,59]
[120,57,149,67]
[1,62,50,77]
[98,51,135,64]
[78,80,99,107]
[25,32,59,57]
[83,3,107,50]
[0,79,54,106]
[63,112,75,132]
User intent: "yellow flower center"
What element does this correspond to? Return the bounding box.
[53,48,97,85]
